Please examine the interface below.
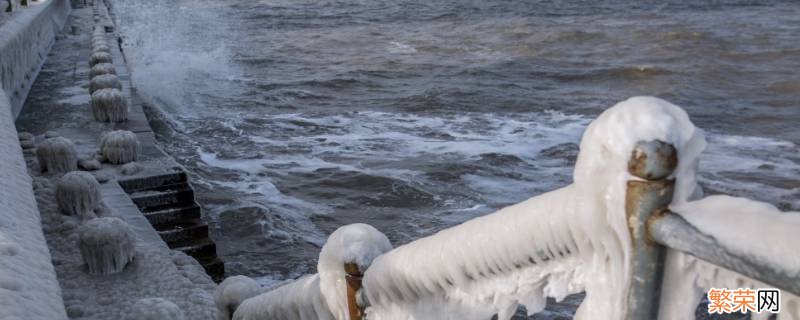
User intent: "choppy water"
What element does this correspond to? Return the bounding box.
[110,0,799,294]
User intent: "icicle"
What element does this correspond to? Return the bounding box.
[100,130,140,164]
[36,137,78,174]
[90,63,117,79]
[55,171,101,219]
[78,217,136,275]
[91,88,128,122]
[128,298,187,320]
[89,51,113,67]
[215,275,261,320]
[89,74,122,94]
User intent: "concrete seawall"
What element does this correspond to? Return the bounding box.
[0,0,71,118]
[0,1,71,319]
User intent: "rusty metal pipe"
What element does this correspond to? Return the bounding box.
[345,262,365,320]
[624,140,677,320]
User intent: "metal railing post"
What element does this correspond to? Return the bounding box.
[624,140,677,319]
[345,262,365,320]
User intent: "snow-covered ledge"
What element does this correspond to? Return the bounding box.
[0,0,71,118]
[0,89,68,319]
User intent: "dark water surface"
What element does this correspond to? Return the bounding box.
[110,0,800,303]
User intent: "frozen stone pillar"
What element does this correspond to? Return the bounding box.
[36,137,79,174]
[91,88,127,122]
[78,217,136,275]
[89,51,112,67]
[55,171,101,219]
[100,130,140,164]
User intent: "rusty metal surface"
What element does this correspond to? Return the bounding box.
[345,262,365,320]
[628,140,678,180]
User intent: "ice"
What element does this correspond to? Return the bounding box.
[89,73,122,94]
[128,298,187,320]
[55,171,102,219]
[90,62,117,78]
[233,224,392,320]
[91,88,128,122]
[100,130,141,164]
[36,136,79,174]
[318,224,393,319]
[658,196,800,320]
[78,217,136,275]
[233,274,335,320]
[215,275,262,320]
[360,96,705,319]
[90,51,113,67]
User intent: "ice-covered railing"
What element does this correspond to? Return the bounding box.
[227,97,799,320]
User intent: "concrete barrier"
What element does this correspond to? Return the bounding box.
[0,0,71,118]
[0,88,68,319]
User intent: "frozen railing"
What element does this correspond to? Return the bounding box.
[227,97,799,320]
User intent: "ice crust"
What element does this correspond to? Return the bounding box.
[128,297,187,320]
[90,51,113,67]
[55,171,102,218]
[78,217,136,275]
[90,62,117,78]
[37,136,79,174]
[215,275,262,320]
[100,130,141,164]
[658,196,800,320]
[89,73,122,94]
[91,88,128,122]
[233,274,335,320]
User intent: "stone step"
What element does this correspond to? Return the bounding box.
[170,238,218,259]
[158,221,209,244]
[118,171,187,193]
[144,204,201,228]
[130,188,195,211]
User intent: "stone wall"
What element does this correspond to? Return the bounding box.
[0,0,71,118]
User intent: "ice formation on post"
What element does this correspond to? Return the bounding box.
[91,88,128,122]
[127,298,187,320]
[318,223,393,320]
[89,74,122,94]
[100,130,140,164]
[233,275,334,320]
[55,171,101,219]
[658,195,800,320]
[78,217,136,275]
[215,275,261,320]
[89,51,113,67]
[359,96,706,319]
[233,224,392,320]
[36,137,79,174]
[89,63,117,79]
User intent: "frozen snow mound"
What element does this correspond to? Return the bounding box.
[55,171,101,219]
[78,217,136,275]
[37,136,79,174]
[361,96,706,320]
[100,130,141,164]
[215,275,261,320]
[91,88,128,122]
[89,73,122,94]
[128,298,187,320]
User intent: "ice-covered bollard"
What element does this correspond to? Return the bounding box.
[90,63,116,79]
[91,88,127,122]
[215,275,261,320]
[89,74,122,94]
[56,171,101,218]
[93,43,110,54]
[100,130,140,164]
[318,223,392,320]
[127,298,186,320]
[89,51,112,67]
[36,137,79,174]
[78,217,136,275]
